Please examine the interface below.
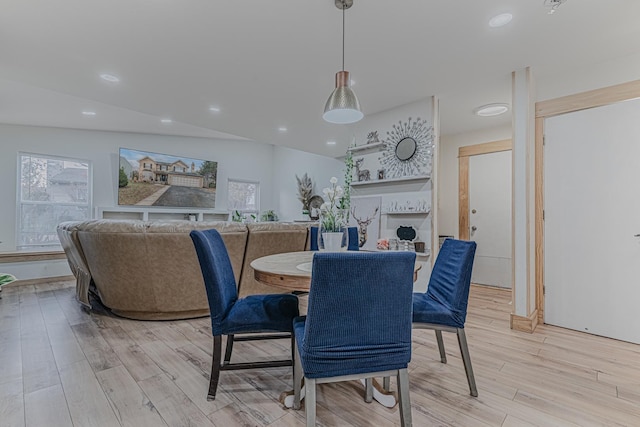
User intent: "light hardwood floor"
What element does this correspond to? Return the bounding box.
[1,281,639,426]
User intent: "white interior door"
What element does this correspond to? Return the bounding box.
[545,98,640,344]
[468,150,512,288]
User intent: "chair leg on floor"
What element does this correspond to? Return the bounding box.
[435,329,447,363]
[382,376,390,392]
[305,378,317,427]
[397,368,412,427]
[364,378,373,403]
[456,328,478,397]
[293,339,303,410]
[223,334,234,364]
[207,335,223,401]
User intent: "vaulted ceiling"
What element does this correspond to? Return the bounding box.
[1,0,639,156]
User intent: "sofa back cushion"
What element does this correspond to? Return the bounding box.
[238,222,309,297]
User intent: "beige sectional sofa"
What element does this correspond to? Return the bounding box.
[57,219,309,320]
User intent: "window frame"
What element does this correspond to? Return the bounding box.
[16,151,93,250]
[227,178,260,215]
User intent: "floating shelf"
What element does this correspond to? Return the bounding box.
[383,210,431,215]
[348,142,385,153]
[350,175,430,187]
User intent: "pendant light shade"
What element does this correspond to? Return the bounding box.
[323,71,363,124]
[323,0,363,124]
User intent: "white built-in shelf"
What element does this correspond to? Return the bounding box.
[348,142,385,153]
[383,210,431,216]
[95,206,230,222]
[350,174,430,187]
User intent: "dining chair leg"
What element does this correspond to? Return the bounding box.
[208,335,223,401]
[304,377,317,427]
[293,339,303,410]
[435,329,447,363]
[456,328,478,397]
[397,368,412,427]
[382,376,391,392]
[223,334,234,364]
[364,378,373,403]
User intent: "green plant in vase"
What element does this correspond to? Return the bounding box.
[319,177,347,251]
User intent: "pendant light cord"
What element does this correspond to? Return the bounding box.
[342,2,345,71]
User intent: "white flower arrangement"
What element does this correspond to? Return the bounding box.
[320,177,346,232]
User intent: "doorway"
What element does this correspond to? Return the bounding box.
[459,140,512,287]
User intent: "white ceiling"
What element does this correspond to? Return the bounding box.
[1,0,639,157]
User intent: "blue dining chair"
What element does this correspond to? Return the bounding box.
[309,226,359,251]
[412,238,478,397]
[293,251,415,427]
[190,229,299,401]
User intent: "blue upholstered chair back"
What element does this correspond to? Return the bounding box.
[190,229,239,334]
[300,251,415,378]
[309,226,359,251]
[425,239,477,326]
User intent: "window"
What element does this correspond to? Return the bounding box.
[227,179,259,215]
[17,153,92,249]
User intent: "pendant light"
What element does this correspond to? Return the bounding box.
[323,0,363,124]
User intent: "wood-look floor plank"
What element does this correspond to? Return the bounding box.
[139,339,233,416]
[59,359,120,427]
[21,330,60,394]
[45,321,87,369]
[71,321,122,372]
[95,364,168,427]
[0,378,25,427]
[24,384,73,427]
[138,373,216,427]
[0,327,22,387]
[6,280,640,427]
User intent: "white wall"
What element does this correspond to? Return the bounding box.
[438,125,511,239]
[0,123,347,254]
[272,146,344,222]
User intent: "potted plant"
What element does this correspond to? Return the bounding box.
[0,273,17,299]
[261,210,279,222]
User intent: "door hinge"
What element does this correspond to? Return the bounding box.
[543,135,546,146]
[543,285,546,295]
[542,210,545,221]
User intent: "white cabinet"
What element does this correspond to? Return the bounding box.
[95,206,230,221]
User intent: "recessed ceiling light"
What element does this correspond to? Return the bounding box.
[474,103,510,117]
[278,126,288,132]
[489,13,513,28]
[161,118,172,124]
[82,111,96,116]
[99,73,120,83]
[326,141,337,146]
[209,106,221,113]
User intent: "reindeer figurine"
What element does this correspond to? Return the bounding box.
[351,206,379,248]
[354,158,370,182]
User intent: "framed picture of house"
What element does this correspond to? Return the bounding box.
[348,196,381,251]
[118,148,218,208]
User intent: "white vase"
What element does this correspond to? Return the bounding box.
[321,231,345,252]
[318,209,348,252]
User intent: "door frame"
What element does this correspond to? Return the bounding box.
[534,79,640,323]
[458,139,512,240]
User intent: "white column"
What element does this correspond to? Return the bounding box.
[511,67,536,319]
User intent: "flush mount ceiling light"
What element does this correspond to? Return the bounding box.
[323,0,363,124]
[209,106,221,113]
[474,103,510,117]
[326,140,337,146]
[278,126,288,132]
[99,73,120,83]
[488,13,513,28]
[544,0,567,14]
[82,111,96,116]
[160,118,172,124]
